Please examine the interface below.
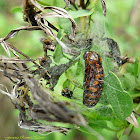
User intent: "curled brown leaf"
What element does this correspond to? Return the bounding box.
[101,0,106,16]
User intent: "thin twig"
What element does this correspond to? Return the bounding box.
[133,110,140,117]
[5,42,40,67]
[80,0,86,9]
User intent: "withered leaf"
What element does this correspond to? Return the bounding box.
[101,0,106,16]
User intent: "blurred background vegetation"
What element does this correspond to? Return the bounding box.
[0,0,140,140]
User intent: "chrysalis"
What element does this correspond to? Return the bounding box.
[83,51,104,107]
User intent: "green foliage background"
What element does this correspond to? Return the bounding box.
[0,0,140,140]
